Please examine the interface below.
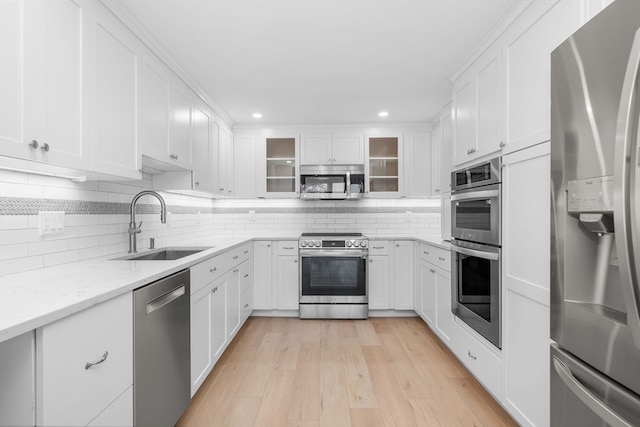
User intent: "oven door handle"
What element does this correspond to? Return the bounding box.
[451,245,499,261]
[299,250,368,258]
[451,188,499,201]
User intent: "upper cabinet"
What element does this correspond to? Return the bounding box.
[0,0,87,169]
[502,0,582,154]
[366,133,403,197]
[300,133,364,165]
[214,127,234,196]
[190,102,213,193]
[452,43,502,167]
[262,136,298,197]
[404,131,431,197]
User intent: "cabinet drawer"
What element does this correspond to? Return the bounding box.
[369,240,390,255]
[239,260,252,294]
[228,243,253,265]
[419,243,450,271]
[277,241,298,255]
[191,253,233,293]
[37,293,133,427]
[452,319,502,399]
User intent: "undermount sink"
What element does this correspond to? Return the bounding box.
[112,247,213,261]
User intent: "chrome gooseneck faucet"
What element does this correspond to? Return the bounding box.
[128,190,167,253]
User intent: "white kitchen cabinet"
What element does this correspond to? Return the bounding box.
[168,82,193,169]
[452,43,502,167]
[0,0,87,170]
[210,275,228,361]
[502,0,582,153]
[227,265,242,339]
[441,108,453,193]
[434,266,452,343]
[215,126,234,196]
[404,131,431,197]
[419,259,436,326]
[430,123,442,196]
[88,6,142,180]
[501,142,550,427]
[190,282,214,395]
[368,241,391,310]
[86,386,133,427]
[259,135,299,197]
[276,241,299,310]
[393,241,414,310]
[140,54,171,163]
[366,133,404,197]
[36,292,133,427]
[233,133,256,198]
[253,241,274,309]
[0,332,35,427]
[300,132,364,165]
[239,259,254,324]
[190,102,213,192]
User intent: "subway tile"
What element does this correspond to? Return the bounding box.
[0,255,44,277]
[0,228,41,245]
[43,250,80,267]
[28,239,68,256]
[0,182,44,198]
[0,215,29,230]
[0,243,28,261]
[68,236,100,250]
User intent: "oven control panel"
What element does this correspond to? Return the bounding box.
[299,239,368,249]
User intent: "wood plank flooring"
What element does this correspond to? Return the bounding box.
[177,317,517,427]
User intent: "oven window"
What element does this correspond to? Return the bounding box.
[301,257,366,296]
[457,254,492,321]
[454,199,492,231]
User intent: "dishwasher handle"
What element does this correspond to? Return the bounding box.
[146,285,186,315]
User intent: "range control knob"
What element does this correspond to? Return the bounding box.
[300,241,307,248]
[315,240,321,247]
[360,241,367,247]
[346,241,353,247]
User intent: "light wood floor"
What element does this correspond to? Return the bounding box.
[177,316,517,427]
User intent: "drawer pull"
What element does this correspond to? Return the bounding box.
[283,246,294,250]
[244,303,250,308]
[233,255,239,260]
[430,269,436,274]
[29,140,39,149]
[85,351,109,370]
[373,246,384,250]
[244,250,249,254]
[438,257,446,261]
[424,251,429,255]
[210,267,217,273]
[244,274,249,278]
[170,153,178,160]
[213,286,218,293]
[467,351,477,361]
[233,268,239,273]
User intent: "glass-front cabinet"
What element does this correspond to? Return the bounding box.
[366,134,403,197]
[264,137,298,197]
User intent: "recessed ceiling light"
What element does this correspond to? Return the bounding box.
[378,111,389,117]
[252,113,262,119]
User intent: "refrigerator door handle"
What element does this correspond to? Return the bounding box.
[553,357,635,427]
[614,27,640,348]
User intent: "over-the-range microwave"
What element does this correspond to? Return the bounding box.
[300,164,365,200]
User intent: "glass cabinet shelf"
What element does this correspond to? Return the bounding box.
[266,138,296,194]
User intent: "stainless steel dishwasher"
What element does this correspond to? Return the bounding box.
[134,269,190,427]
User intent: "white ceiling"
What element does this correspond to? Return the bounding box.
[114,0,516,126]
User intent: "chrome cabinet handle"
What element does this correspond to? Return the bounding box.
[40,143,50,152]
[233,255,239,259]
[267,244,271,248]
[423,251,429,255]
[195,181,200,186]
[396,244,399,247]
[219,188,224,191]
[438,257,446,261]
[430,269,436,274]
[244,303,250,308]
[28,140,38,149]
[466,148,476,155]
[294,260,298,263]
[233,268,239,273]
[283,246,294,250]
[213,286,218,293]
[499,141,505,148]
[85,351,108,370]
[210,267,217,273]
[170,153,178,160]
[434,189,440,192]
[244,274,249,278]
[467,351,477,360]
[244,250,249,254]
[372,246,384,250]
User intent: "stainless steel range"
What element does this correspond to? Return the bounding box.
[299,232,368,319]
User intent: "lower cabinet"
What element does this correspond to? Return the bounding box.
[393,241,414,310]
[419,259,436,325]
[276,241,299,311]
[190,245,254,396]
[253,241,274,309]
[36,293,133,427]
[368,241,391,310]
[0,332,35,427]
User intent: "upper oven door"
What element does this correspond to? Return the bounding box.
[299,252,367,303]
[451,157,501,192]
[451,183,501,246]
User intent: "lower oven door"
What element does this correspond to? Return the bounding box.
[299,251,367,304]
[451,240,501,348]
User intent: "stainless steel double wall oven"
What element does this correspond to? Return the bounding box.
[299,233,368,319]
[451,157,502,348]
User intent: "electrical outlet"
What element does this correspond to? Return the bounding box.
[405,210,412,223]
[39,211,65,236]
[249,210,256,221]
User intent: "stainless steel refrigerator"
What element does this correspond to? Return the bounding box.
[551,0,640,426]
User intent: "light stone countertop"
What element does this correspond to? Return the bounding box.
[0,235,448,343]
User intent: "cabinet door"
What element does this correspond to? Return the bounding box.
[452,77,476,166]
[300,134,332,165]
[332,133,364,164]
[253,241,273,309]
[405,132,431,197]
[502,142,550,426]
[420,259,436,325]
[211,279,227,361]
[227,267,241,339]
[476,50,502,157]
[394,241,414,310]
[140,56,170,161]
[278,255,299,310]
[0,332,35,427]
[368,255,390,310]
[86,385,132,427]
[366,134,403,197]
[441,110,453,192]
[168,83,192,169]
[503,0,582,152]
[1,0,86,168]
[430,124,442,195]
[233,133,256,198]
[441,193,452,242]
[434,267,453,343]
[216,127,234,195]
[191,104,212,192]
[190,285,213,395]
[90,9,141,179]
[37,293,132,427]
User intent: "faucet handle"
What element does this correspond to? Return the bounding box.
[138,221,143,229]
